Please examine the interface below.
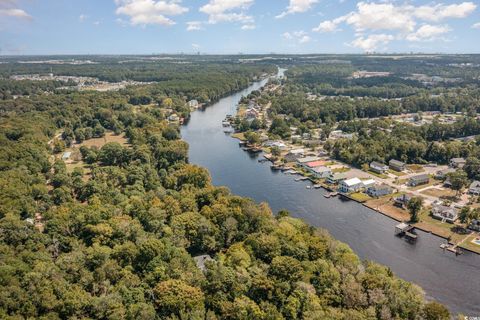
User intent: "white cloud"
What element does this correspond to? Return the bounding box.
[0,8,30,19]
[283,30,311,44]
[186,21,203,31]
[241,23,255,30]
[472,22,480,29]
[200,0,254,24]
[114,0,188,26]
[276,0,318,19]
[93,21,101,26]
[350,34,394,52]
[406,24,450,42]
[192,43,200,50]
[315,1,477,51]
[79,14,88,22]
[414,2,476,22]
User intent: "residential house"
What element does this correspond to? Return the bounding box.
[449,157,466,168]
[62,151,72,161]
[168,114,180,122]
[366,184,393,197]
[408,174,429,187]
[468,219,480,232]
[188,99,199,108]
[328,130,354,140]
[264,141,287,150]
[327,172,348,184]
[284,149,305,162]
[468,181,480,195]
[394,194,411,208]
[431,205,459,223]
[339,177,363,193]
[245,108,260,120]
[389,159,406,172]
[304,160,325,170]
[435,168,456,180]
[370,161,389,174]
[311,166,332,179]
[362,179,376,189]
[297,156,322,167]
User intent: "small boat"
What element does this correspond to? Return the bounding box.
[306,186,311,189]
[330,192,339,197]
[222,121,230,127]
[324,193,331,198]
[313,184,322,189]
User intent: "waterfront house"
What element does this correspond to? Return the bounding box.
[468,181,480,195]
[264,141,287,150]
[245,108,260,120]
[297,156,322,167]
[366,184,393,197]
[435,168,456,180]
[431,205,458,223]
[284,149,305,162]
[408,174,429,187]
[389,159,406,172]
[188,99,199,108]
[168,114,180,122]
[449,157,466,168]
[394,194,411,208]
[304,160,325,170]
[327,172,348,184]
[311,166,332,179]
[339,177,363,193]
[468,219,480,232]
[62,151,72,161]
[370,161,389,174]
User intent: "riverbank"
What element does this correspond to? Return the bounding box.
[181,70,480,315]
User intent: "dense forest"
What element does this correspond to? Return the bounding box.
[0,57,450,319]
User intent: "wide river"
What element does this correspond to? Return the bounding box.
[181,70,480,315]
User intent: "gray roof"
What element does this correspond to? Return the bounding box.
[470,181,480,189]
[370,161,388,168]
[193,255,213,272]
[389,159,405,166]
[409,174,429,181]
[450,157,466,163]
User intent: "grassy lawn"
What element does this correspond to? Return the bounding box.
[366,170,388,179]
[388,169,406,176]
[416,209,464,242]
[349,192,372,203]
[420,187,457,199]
[407,164,425,172]
[459,233,480,254]
[231,132,246,140]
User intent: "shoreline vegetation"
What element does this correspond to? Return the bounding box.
[0,56,452,319]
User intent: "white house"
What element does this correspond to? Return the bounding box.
[469,181,480,195]
[188,99,199,108]
[362,179,376,188]
[431,205,459,223]
[449,157,466,168]
[339,177,363,193]
[311,166,332,179]
[62,151,72,161]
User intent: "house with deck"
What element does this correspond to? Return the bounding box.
[468,181,480,195]
[366,184,393,197]
[339,177,363,193]
[389,159,406,172]
[327,172,348,184]
[431,205,459,223]
[408,174,429,187]
[449,157,466,168]
[370,161,389,174]
[311,166,332,179]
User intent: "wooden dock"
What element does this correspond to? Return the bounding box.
[395,223,418,242]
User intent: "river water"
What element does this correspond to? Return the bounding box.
[181,70,480,315]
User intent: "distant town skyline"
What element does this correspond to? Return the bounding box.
[1,0,480,55]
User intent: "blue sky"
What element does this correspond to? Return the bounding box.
[1,0,480,55]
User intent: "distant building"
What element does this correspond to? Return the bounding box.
[264,141,287,150]
[62,151,72,161]
[297,156,322,166]
[366,184,393,197]
[311,166,332,179]
[304,160,325,169]
[328,130,354,140]
[168,114,180,122]
[188,99,199,108]
[435,168,456,180]
[370,161,389,174]
[431,205,458,223]
[468,181,480,195]
[408,174,429,187]
[339,177,363,193]
[468,219,480,232]
[389,159,406,172]
[327,172,348,184]
[193,254,213,272]
[284,149,305,162]
[362,179,376,189]
[449,157,466,168]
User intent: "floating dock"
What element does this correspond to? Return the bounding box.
[395,223,418,242]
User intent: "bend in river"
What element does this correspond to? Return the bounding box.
[181,69,480,315]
